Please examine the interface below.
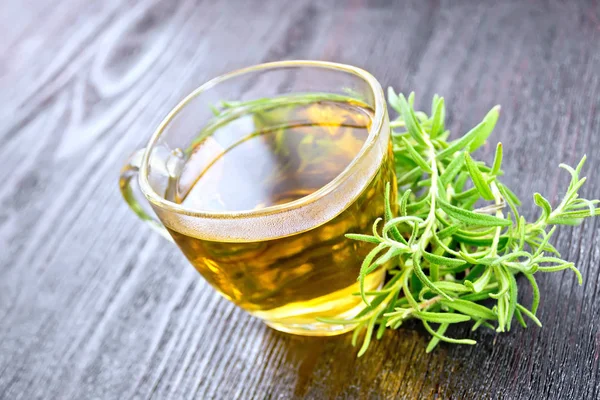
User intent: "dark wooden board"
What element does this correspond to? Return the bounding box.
[1,0,600,398]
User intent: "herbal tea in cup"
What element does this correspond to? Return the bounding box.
[119,61,395,335]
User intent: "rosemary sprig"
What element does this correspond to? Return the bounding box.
[321,89,600,355]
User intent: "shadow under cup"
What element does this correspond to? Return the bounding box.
[120,61,396,336]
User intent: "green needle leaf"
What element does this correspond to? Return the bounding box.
[440,152,466,185]
[384,182,405,243]
[498,183,522,207]
[387,87,401,114]
[374,246,407,266]
[357,312,379,357]
[431,94,440,115]
[436,105,500,160]
[422,250,467,267]
[408,92,415,108]
[533,226,556,258]
[422,320,477,346]
[468,105,500,151]
[358,243,387,305]
[412,255,453,301]
[424,281,470,295]
[464,153,495,200]
[438,198,511,227]
[401,137,433,173]
[515,309,527,328]
[397,166,423,186]
[534,193,553,221]
[524,273,540,314]
[346,233,380,244]
[436,225,460,240]
[399,189,412,217]
[465,267,493,293]
[440,299,496,320]
[426,322,449,352]
[417,311,471,324]
[516,304,542,327]
[397,93,427,147]
[537,263,583,285]
[506,272,518,331]
[430,97,445,139]
[491,142,503,175]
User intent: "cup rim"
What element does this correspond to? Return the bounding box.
[138,60,386,219]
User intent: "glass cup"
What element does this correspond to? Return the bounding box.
[119,61,396,336]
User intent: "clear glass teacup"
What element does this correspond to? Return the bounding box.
[119,61,396,336]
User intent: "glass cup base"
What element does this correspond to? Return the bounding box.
[264,320,356,336]
[258,269,386,337]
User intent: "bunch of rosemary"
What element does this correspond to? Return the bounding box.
[321,89,600,355]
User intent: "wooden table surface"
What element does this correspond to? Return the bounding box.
[1,1,600,399]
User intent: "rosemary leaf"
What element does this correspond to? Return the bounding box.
[333,91,599,354]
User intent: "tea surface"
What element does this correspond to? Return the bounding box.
[176,100,372,211]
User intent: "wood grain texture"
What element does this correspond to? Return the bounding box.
[1,0,599,398]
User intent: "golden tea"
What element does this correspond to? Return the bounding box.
[165,98,396,334]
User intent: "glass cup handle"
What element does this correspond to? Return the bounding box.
[119,148,174,242]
